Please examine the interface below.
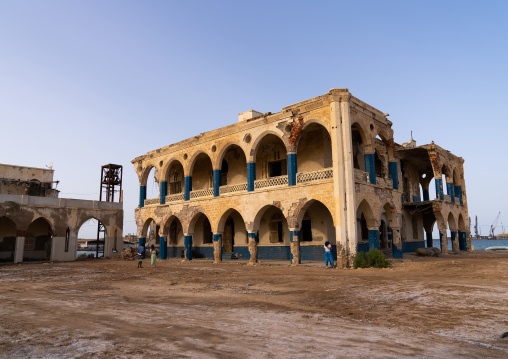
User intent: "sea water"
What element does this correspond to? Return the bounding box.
[432,239,508,250]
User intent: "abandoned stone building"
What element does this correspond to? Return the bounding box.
[132,88,469,267]
[0,163,123,263]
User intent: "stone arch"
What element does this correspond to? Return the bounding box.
[217,208,249,250]
[458,213,466,232]
[293,199,335,244]
[186,150,211,175]
[161,214,184,247]
[161,157,186,182]
[452,167,460,186]
[253,132,288,180]
[140,164,157,186]
[351,121,372,148]
[187,151,213,191]
[252,204,285,232]
[164,159,185,195]
[141,217,157,237]
[447,212,458,231]
[295,122,333,172]
[381,202,399,229]
[76,215,109,235]
[248,130,285,162]
[374,148,387,178]
[357,200,377,228]
[24,217,53,261]
[188,211,213,245]
[214,143,248,186]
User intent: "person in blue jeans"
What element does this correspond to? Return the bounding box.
[324,240,334,268]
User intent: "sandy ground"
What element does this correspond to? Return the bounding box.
[1,251,507,359]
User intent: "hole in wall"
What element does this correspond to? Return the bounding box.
[244,134,251,143]
[183,154,188,160]
[211,145,217,153]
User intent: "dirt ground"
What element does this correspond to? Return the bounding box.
[1,251,507,359]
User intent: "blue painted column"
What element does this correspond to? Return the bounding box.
[159,236,167,260]
[459,231,467,251]
[368,229,379,250]
[412,196,421,202]
[388,162,398,189]
[287,153,297,186]
[248,232,258,263]
[392,229,403,259]
[426,231,433,248]
[290,230,301,264]
[446,182,455,203]
[184,235,192,260]
[160,181,167,205]
[422,189,430,201]
[213,169,221,197]
[435,178,444,200]
[455,185,463,205]
[213,233,222,262]
[139,185,146,208]
[364,153,376,184]
[247,162,256,192]
[184,176,192,201]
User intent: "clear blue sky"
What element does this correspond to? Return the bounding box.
[1,0,507,238]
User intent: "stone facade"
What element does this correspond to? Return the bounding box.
[0,164,123,263]
[132,89,469,267]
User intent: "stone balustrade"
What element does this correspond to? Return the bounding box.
[219,182,247,195]
[296,168,333,184]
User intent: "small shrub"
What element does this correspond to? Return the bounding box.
[77,253,88,260]
[354,248,391,269]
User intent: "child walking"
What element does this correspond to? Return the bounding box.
[324,240,334,268]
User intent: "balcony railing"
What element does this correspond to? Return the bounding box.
[144,197,160,206]
[219,182,247,195]
[166,193,184,203]
[254,175,288,190]
[190,188,214,199]
[296,168,333,183]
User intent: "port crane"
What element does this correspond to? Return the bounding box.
[490,212,501,238]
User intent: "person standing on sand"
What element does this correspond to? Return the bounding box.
[150,244,158,267]
[137,244,145,268]
[324,240,334,268]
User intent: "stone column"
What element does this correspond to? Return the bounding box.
[213,233,222,263]
[451,231,459,252]
[290,230,301,265]
[287,153,297,186]
[139,185,146,208]
[391,228,403,259]
[213,170,221,197]
[160,181,167,204]
[439,230,448,254]
[248,232,257,265]
[184,235,192,260]
[184,176,192,201]
[138,237,146,247]
[422,188,430,201]
[329,90,357,268]
[159,236,167,260]
[247,162,256,192]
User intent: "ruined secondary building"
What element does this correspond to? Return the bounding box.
[0,164,123,263]
[132,89,469,267]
